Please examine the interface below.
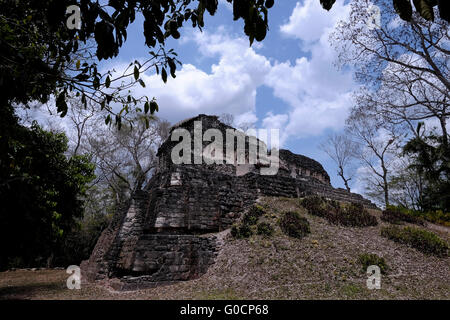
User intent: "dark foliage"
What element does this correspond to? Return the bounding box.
[242,205,265,226]
[53,212,111,266]
[381,225,448,257]
[324,0,449,22]
[300,196,378,227]
[279,211,310,239]
[231,204,266,239]
[0,107,95,270]
[231,223,253,239]
[1,0,274,124]
[381,206,426,225]
[256,222,274,237]
[358,253,388,274]
[403,125,450,212]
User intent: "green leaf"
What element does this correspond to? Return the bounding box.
[150,100,158,113]
[320,0,336,11]
[105,76,111,88]
[265,0,274,9]
[134,65,139,80]
[93,76,100,90]
[161,67,167,83]
[394,0,413,21]
[413,0,435,21]
[437,0,450,22]
[255,16,267,42]
[168,59,176,78]
[116,115,122,130]
[172,30,181,39]
[139,79,146,87]
[56,92,68,117]
[144,101,150,113]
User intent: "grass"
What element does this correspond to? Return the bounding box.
[381,206,425,226]
[0,197,449,300]
[194,288,242,300]
[300,196,378,227]
[381,226,448,257]
[358,253,388,274]
[278,211,310,239]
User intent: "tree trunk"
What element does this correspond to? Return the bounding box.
[382,161,389,207]
[338,166,351,192]
[439,116,448,149]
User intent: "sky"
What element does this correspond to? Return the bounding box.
[101,0,358,189]
[27,0,363,190]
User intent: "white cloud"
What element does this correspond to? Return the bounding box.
[235,111,258,128]
[263,0,355,140]
[100,1,354,143]
[280,0,350,44]
[261,112,289,146]
[25,1,356,153]
[130,29,271,124]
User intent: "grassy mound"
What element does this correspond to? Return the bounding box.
[381,206,425,226]
[256,222,275,237]
[278,211,310,239]
[358,253,388,274]
[301,196,377,227]
[381,226,448,257]
[231,204,274,239]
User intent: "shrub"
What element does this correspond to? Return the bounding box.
[231,223,253,239]
[279,211,310,239]
[257,222,275,237]
[300,196,328,217]
[381,206,425,226]
[333,203,378,227]
[421,210,450,227]
[301,196,377,227]
[381,226,449,257]
[242,205,265,226]
[358,253,388,274]
[381,205,450,227]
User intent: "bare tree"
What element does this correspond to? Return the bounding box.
[346,111,401,207]
[319,133,358,192]
[332,0,449,141]
[66,98,96,157]
[84,115,170,204]
[389,157,425,210]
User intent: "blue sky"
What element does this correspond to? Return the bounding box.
[102,0,358,189]
[22,0,360,190]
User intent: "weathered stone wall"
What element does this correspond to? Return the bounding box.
[110,234,217,291]
[82,114,376,289]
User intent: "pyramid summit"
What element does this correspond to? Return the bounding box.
[81,114,375,290]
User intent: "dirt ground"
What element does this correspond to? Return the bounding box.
[1,197,449,300]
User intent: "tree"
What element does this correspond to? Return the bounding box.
[0,106,95,269]
[321,0,450,23]
[388,157,426,210]
[402,122,450,211]
[332,0,448,146]
[331,0,448,210]
[346,111,401,207]
[319,133,359,192]
[1,0,275,125]
[79,110,170,205]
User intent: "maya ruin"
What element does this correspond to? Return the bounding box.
[81,114,376,290]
